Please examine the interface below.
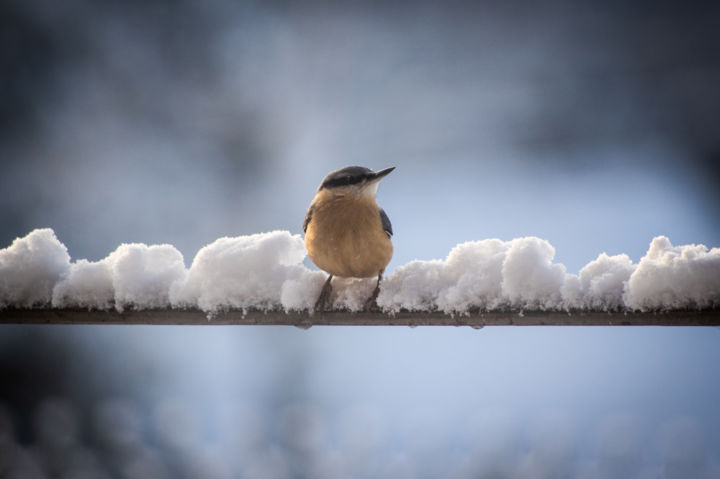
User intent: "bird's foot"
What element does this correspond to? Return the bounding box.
[364,297,381,312]
[364,283,382,312]
[314,275,333,314]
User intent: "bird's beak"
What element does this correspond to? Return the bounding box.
[373,167,395,180]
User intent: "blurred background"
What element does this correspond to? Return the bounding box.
[1,0,719,477]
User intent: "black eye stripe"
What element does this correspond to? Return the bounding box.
[318,166,375,190]
[321,174,370,189]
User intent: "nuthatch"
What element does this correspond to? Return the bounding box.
[303,166,395,312]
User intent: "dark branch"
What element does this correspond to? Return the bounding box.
[1,308,719,327]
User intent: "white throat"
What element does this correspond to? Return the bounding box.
[360,181,379,198]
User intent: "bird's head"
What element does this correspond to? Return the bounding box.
[318,166,395,198]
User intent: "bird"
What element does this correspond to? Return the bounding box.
[303,166,395,313]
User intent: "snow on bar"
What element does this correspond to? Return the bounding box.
[0,228,719,314]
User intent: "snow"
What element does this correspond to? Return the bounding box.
[0,229,70,308]
[53,243,186,312]
[562,253,635,311]
[379,238,621,313]
[623,236,720,310]
[52,259,114,309]
[1,228,718,313]
[500,238,567,309]
[169,231,324,312]
[376,238,569,312]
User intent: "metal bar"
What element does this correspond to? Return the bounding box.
[1,308,719,327]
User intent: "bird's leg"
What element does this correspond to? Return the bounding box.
[314,275,333,314]
[364,271,383,311]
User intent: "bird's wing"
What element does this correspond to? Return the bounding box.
[303,204,314,233]
[379,208,393,238]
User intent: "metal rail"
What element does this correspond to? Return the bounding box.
[1,308,719,327]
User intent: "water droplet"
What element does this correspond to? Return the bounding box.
[295,321,313,330]
[470,324,484,330]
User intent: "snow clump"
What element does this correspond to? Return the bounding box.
[562,253,635,310]
[169,231,325,312]
[0,229,71,308]
[0,228,718,313]
[379,237,568,312]
[624,236,720,310]
[52,243,186,312]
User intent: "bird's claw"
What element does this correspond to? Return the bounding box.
[364,282,382,312]
[313,275,333,314]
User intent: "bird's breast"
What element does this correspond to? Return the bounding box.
[305,195,393,278]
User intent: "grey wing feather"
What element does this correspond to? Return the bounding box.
[379,208,393,237]
[303,205,314,233]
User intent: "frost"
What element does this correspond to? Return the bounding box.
[1,228,719,313]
